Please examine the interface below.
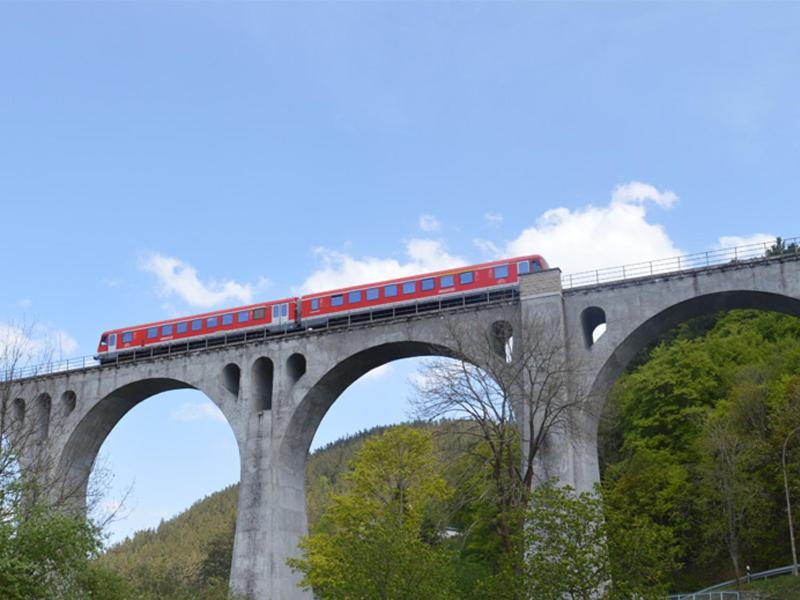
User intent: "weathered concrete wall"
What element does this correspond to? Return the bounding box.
[7,253,800,599]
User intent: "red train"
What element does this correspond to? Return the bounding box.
[95,254,547,360]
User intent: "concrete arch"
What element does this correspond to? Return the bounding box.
[280,340,458,469]
[588,290,800,411]
[57,377,237,511]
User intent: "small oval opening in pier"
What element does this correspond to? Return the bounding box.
[581,306,607,348]
[252,357,274,412]
[222,363,241,397]
[287,353,306,385]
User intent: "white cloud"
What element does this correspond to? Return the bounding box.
[611,181,678,208]
[360,364,392,381]
[419,214,441,232]
[716,233,776,249]
[298,239,466,293]
[139,253,269,309]
[483,212,503,227]
[0,323,79,363]
[504,181,682,274]
[473,238,501,258]
[16,299,32,310]
[171,401,227,424]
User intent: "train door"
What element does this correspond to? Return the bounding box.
[107,333,117,353]
[272,303,290,326]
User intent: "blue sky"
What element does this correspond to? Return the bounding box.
[1,2,798,543]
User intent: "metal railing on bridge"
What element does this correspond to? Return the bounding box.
[562,236,799,290]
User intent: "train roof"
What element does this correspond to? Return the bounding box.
[99,297,298,335]
[299,254,547,299]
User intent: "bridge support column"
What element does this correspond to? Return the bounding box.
[519,269,601,494]
[229,377,312,599]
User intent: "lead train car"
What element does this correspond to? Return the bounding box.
[299,254,546,327]
[95,254,547,361]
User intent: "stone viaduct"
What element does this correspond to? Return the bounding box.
[4,250,800,599]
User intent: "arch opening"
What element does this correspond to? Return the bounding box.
[591,290,800,417]
[252,357,274,412]
[283,340,460,471]
[12,398,25,427]
[61,390,77,417]
[581,306,607,348]
[287,353,306,385]
[592,291,800,591]
[222,363,241,398]
[58,378,240,550]
[490,320,514,363]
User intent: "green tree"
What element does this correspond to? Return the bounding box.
[766,236,799,257]
[288,426,457,600]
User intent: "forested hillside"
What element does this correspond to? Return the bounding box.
[100,309,800,597]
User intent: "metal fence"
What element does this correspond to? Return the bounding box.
[669,563,796,599]
[561,236,799,290]
[668,593,748,600]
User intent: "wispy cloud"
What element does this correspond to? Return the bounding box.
[418,214,441,232]
[483,212,503,227]
[716,233,776,249]
[360,364,392,381]
[139,253,269,309]
[171,401,227,424]
[298,239,466,293]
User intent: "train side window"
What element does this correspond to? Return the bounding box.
[238,311,249,323]
[147,327,158,339]
[384,284,398,297]
[162,324,173,336]
[281,303,288,317]
[459,272,474,285]
[253,307,266,320]
[122,332,134,343]
[310,298,320,311]
[366,288,379,301]
[272,305,280,318]
[176,322,188,334]
[348,290,362,304]
[532,259,543,272]
[421,278,435,291]
[191,319,203,331]
[518,260,530,275]
[402,281,416,294]
[222,314,234,326]
[207,317,218,328]
[494,264,509,279]
[331,295,344,307]
[440,274,454,287]
[108,334,116,345]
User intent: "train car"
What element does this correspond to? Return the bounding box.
[95,297,298,360]
[298,254,547,327]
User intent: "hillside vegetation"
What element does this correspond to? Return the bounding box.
[100,309,800,597]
